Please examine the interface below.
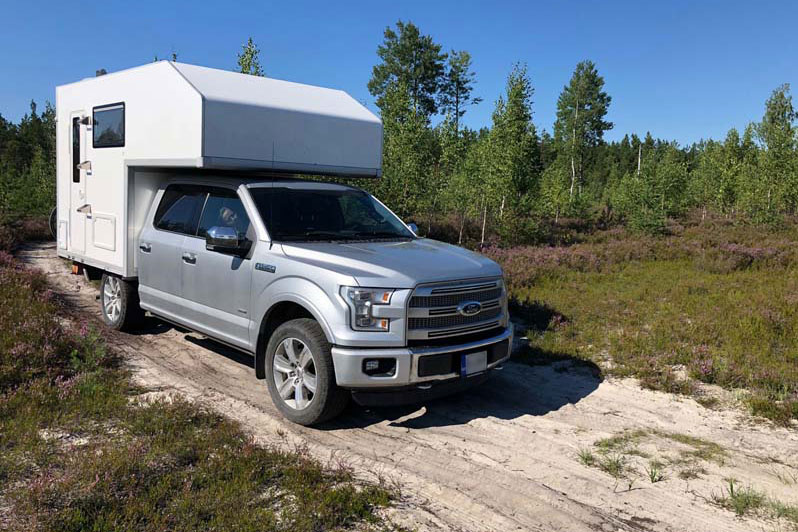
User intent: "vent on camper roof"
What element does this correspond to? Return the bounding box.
[96,69,107,77]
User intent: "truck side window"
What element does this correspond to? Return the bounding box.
[197,189,251,240]
[154,185,207,235]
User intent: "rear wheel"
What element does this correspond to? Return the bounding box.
[48,207,57,240]
[100,273,144,331]
[264,318,349,425]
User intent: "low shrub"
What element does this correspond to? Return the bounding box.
[500,221,798,425]
[0,239,394,530]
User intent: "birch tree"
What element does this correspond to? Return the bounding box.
[237,37,264,76]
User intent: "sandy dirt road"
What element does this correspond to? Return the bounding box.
[19,242,798,532]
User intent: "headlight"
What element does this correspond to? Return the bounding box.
[340,286,394,331]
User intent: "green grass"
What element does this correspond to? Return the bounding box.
[498,222,798,425]
[712,478,766,517]
[578,429,727,484]
[710,478,798,527]
[0,245,395,531]
[645,460,666,483]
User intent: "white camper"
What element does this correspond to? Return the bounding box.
[56,61,382,278]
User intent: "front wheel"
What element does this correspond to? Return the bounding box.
[264,318,349,425]
[100,274,144,331]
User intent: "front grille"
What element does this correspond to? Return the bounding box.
[409,287,502,308]
[408,326,505,347]
[407,278,506,343]
[408,306,502,330]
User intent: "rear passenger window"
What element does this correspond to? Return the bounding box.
[154,185,207,235]
[197,189,251,240]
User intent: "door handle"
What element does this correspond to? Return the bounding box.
[139,243,151,253]
[182,252,197,264]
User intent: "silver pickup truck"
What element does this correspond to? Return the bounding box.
[101,177,512,425]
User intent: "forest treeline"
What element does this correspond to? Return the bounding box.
[2,21,798,244]
[0,102,55,220]
[356,21,798,243]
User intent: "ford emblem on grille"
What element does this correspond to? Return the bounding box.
[457,301,482,316]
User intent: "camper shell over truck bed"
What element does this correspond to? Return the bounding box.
[56,61,382,278]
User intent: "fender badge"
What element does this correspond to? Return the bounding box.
[255,263,276,273]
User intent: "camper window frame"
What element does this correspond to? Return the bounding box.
[92,102,125,148]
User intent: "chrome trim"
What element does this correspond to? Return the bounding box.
[408,299,500,318]
[405,277,507,341]
[331,327,513,387]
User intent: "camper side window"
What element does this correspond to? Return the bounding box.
[154,185,207,235]
[92,103,125,148]
[72,117,80,182]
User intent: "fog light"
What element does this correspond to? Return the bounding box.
[363,358,396,377]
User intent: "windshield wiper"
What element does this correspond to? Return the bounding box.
[353,231,414,239]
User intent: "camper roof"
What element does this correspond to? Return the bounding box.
[56,61,382,177]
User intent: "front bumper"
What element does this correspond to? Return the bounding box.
[330,326,512,388]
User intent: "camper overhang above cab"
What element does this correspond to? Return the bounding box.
[56,61,383,177]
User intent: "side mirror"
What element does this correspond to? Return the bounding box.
[206,226,249,256]
[407,222,419,235]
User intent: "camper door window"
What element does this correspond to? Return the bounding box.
[92,103,125,148]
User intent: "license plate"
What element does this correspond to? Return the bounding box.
[462,351,488,376]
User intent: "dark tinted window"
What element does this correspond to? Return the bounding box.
[249,186,413,241]
[154,185,206,235]
[93,103,124,148]
[72,117,80,183]
[197,189,251,240]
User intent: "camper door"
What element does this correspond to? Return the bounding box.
[69,112,87,254]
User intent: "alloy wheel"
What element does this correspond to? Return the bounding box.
[272,337,317,410]
[103,276,122,323]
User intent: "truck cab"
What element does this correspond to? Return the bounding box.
[115,177,511,424]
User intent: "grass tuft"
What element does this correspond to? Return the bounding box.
[711,478,766,517]
[646,460,666,483]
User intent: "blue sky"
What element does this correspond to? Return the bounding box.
[1,0,795,145]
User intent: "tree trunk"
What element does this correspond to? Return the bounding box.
[569,97,579,204]
[637,144,642,176]
[458,213,466,245]
[454,91,460,136]
[480,197,487,245]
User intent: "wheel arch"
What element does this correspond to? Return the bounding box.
[254,298,335,379]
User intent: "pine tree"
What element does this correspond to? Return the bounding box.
[438,50,482,135]
[553,60,613,206]
[368,21,447,118]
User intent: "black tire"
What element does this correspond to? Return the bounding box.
[100,273,144,331]
[49,207,57,240]
[264,318,349,426]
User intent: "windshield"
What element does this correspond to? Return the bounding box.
[249,186,415,242]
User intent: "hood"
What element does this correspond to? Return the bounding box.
[280,238,502,288]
